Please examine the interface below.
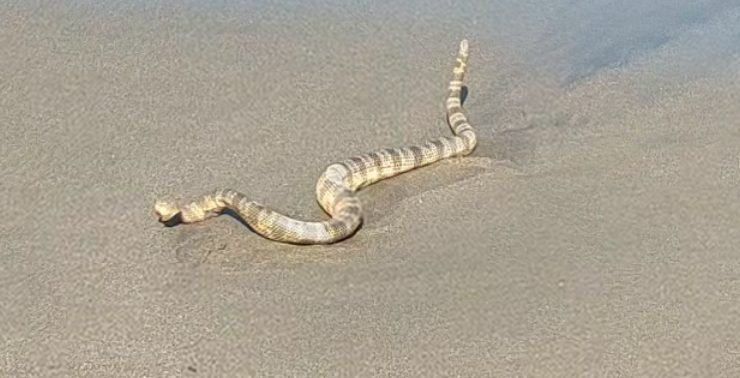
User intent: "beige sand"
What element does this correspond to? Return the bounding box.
[2,2,739,376]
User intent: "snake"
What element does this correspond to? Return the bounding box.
[154,39,477,244]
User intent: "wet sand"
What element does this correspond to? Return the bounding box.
[2,1,739,376]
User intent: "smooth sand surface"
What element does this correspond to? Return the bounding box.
[2,1,739,376]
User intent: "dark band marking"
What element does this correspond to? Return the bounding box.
[409,145,425,167]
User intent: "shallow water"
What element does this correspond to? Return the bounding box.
[168,0,740,82]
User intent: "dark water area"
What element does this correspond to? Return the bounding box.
[171,0,740,83]
[50,0,740,83]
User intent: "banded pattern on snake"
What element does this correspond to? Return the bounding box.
[154,40,477,244]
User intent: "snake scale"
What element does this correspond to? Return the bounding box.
[154,40,477,244]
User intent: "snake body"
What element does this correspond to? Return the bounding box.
[155,40,476,244]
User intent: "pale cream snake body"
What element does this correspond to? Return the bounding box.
[154,40,477,244]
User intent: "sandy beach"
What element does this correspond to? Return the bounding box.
[2,1,739,376]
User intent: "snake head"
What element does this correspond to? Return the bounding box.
[154,200,181,223]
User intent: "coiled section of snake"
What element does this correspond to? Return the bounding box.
[154,40,476,244]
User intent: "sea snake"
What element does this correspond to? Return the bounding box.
[154,39,476,244]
